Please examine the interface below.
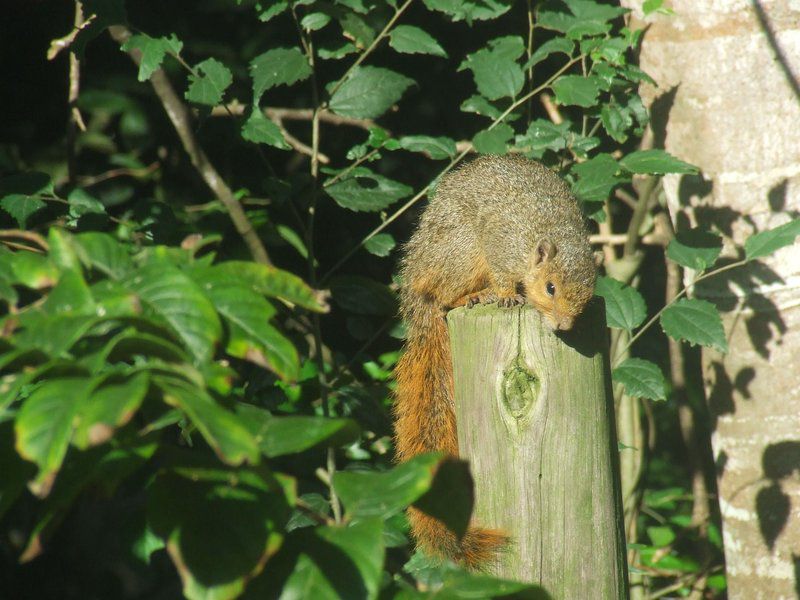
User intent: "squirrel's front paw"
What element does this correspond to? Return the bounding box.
[497,294,525,308]
[466,291,498,308]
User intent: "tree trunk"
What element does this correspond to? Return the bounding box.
[447,302,628,598]
[622,2,800,597]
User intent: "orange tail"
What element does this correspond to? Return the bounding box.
[394,302,507,567]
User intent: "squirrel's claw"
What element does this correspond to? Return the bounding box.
[497,294,525,308]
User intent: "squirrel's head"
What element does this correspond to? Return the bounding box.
[524,239,596,331]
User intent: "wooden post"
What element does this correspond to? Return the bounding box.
[447,300,628,599]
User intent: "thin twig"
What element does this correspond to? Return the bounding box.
[110,26,271,266]
[0,230,50,251]
[614,258,749,366]
[66,1,86,185]
[78,161,160,187]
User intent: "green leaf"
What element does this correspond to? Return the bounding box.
[67,188,106,219]
[667,228,723,271]
[389,25,447,57]
[613,358,667,401]
[744,218,800,260]
[620,149,698,175]
[258,1,288,22]
[594,276,646,330]
[525,37,574,69]
[538,0,626,38]
[125,263,222,363]
[41,269,96,316]
[364,233,396,257]
[73,371,150,449]
[600,103,633,143]
[570,153,621,202]
[472,124,514,154]
[121,34,183,82]
[460,95,501,119]
[156,378,259,465]
[148,467,292,600]
[318,41,357,60]
[14,378,93,497]
[552,75,601,107]
[73,232,133,278]
[185,58,233,106]
[236,405,359,458]
[326,168,412,212]
[10,252,59,289]
[212,262,326,312]
[329,275,397,316]
[422,0,513,21]
[398,135,456,159]
[329,66,414,119]
[0,172,52,228]
[241,108,290,149]
[279,520,384,600]
[250,47,312,105]
[661,298,728,353]
[459,36,525,101]
[333,452,444,519]
[647,525,676,548]
[517,119,569,153]
[300,12,331,31]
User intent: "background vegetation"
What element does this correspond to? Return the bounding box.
[1,1,798,598]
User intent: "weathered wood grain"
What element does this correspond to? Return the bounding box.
[447,300,628,598]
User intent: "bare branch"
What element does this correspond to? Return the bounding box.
[110,26,271,266]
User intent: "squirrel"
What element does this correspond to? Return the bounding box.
[393,154,597,567]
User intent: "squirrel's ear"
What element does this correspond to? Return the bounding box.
[532,239,557,265]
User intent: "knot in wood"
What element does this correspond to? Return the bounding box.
[501,358,538,419]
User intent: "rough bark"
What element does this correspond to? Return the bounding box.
[621,2,800,597]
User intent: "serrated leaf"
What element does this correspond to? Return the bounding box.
[326,168,412,212]
[0,196,45,229]
[329,66,414,119]
[250,47,312,105]
[67,188,106,219]
[552,75,601,107]
[236,405,359,457]
[745,218,800,260]
[0,172,52,228]
[620,149,698,175]
[398,135,456,160]
[15,378,93,497]
[389,25,447,57]
[318,41,357,60]
[459,36,525,100]
[595,276,646,330]
[460,95,501,119]
[422,0,513,21]
[661,298,728,353]
[125,263,222,363]
[241,109,290,149]
[258,1,288,22]
[517,119,569,153]
[148,467,291,600]
[525,37,574,69]
[570,153,622,202]
[156,378,259,465]
[185,58,232,106]
[613,358,667,401]
[600,103,633,143]
[121,34,183,82]
[472,124,514,154]
[667,228,723,271]
[364,233,396,257]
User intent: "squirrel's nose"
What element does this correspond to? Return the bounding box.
[556,316,574,331]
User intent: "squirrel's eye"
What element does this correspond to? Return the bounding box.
[545,282,555,296]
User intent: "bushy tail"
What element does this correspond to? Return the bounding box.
[394,302,506,568]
